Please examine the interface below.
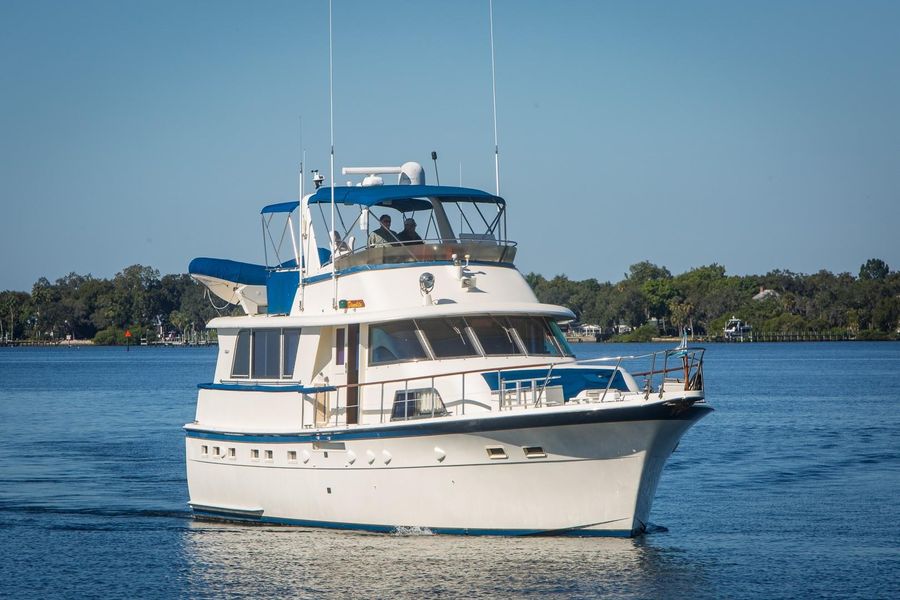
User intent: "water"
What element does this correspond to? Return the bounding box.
[1,343,898,598]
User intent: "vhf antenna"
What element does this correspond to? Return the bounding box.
[329,0,338,308]
[489,0,500,195]
[431,151,440,185]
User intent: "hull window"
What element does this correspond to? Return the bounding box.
[391,388,447,420]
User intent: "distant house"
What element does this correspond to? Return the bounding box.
[753,286,780,301]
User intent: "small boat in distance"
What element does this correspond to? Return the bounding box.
[184,161,712,536]
[724,316,753,341]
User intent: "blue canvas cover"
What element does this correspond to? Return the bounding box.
[266,270,299,315]
[189,257,268,286]
[308,185,504,209]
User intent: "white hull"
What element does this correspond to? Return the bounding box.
[186,401,709,536]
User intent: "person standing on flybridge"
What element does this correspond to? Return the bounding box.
[397,218,423,245]
[368,214,399,246]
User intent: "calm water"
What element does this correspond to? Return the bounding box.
[1,343,898,599]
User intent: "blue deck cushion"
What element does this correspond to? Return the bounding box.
[481,368,628,400]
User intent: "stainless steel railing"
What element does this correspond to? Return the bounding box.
[301,346,705,429]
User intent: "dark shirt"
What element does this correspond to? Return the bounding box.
[368,226,399,247]
[397,229,423,245]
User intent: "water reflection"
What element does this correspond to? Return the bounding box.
[181,521,714,598]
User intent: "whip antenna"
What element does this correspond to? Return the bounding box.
[489,0,500,195]
[329,0,337,307]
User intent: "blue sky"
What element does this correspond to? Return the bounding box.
[2,0,898,291]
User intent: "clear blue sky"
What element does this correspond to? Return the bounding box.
[2,0,898,292]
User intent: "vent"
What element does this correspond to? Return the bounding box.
[486,446,508,460]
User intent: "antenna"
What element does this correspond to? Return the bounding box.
[431,151,440,185]
[329,0,337,308]
[489,0,500,195]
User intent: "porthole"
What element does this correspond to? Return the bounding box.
[523,446,546,458]
[486,446,507,460]
[288,450,298,462]
[265,450,274,461]
[251,449,260,460]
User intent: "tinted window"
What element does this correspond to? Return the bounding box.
[548,320,574,356]
[416,318,478,358]
[369,321,427,364]
[252,330,281,379]
[283,329,300,377]
[231,330,251,377]
[467,316,521,355]
[507,317,560,356]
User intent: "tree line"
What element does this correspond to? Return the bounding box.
[0,265,235,345]
[527,258,899,340]
[0,259,897,345]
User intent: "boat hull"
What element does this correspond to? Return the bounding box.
[185,402,711,536]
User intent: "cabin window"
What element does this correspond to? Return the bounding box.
[548,320,575,356]
[231,330,251,377]
[283,329,300,378]
[369,320,428,364]
[232,329,301,380]
[415,317,479,358]
[252,330,281,379]
[466,316,522,355]
[335,328,346,366]
[507,317,561,356]
[391,388,447,420]
[251,449,259,460]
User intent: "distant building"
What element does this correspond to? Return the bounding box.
[753,286,780,301]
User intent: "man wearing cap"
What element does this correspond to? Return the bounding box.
[397,218,423,245]
[368,214,400,247]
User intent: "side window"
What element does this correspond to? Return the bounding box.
[252,330,281,379]
[548,320,574,356]
[507,316,560,356]
[467,316,521,356]
[369,320,428,364]
[416,317,479,358]
[335,328,346,366]
[282,329,301,378]
[231,330,251,378]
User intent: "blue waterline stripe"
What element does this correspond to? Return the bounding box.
[191,509,632,538]
[198,383,335,393]
[302,259,515,285]
[184,403,713,444]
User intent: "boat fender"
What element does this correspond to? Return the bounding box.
[382,450,392,465]
[366,450,376,465]
[434,447,446,462]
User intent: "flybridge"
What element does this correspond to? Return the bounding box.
[190,161,517,316]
